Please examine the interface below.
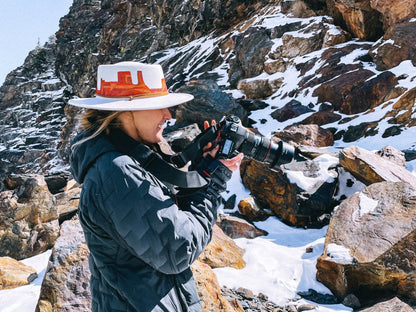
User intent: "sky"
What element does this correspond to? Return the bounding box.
[0,0,73,84]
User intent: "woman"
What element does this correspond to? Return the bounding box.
[69,62,242,312]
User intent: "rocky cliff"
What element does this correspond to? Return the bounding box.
[1,0,416,311]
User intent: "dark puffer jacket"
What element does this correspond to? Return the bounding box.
[70,129,231,312]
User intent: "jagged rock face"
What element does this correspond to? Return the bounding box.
[0,42,70,178]
[316,181,416,303]
[55,0,273,96]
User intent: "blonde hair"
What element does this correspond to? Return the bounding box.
[71,109,123,150]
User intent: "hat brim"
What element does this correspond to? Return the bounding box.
[68,93,194,111]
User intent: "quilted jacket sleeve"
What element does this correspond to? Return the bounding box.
[98,153,231,275]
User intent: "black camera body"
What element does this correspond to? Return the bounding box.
[171,115,296,170]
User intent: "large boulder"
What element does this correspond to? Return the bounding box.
[369,20,416,70]
[316,182,416,304]
[339,145,416,187]
[174,80,247,129]
[313,70,398,115]
[273,124,334,147]
[240,155,338,228]
[36,216,91,312]
[326,0,383,40]
[0,174,59,260]
[371,0,416,29]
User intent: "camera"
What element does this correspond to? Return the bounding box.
[171,115,297,170]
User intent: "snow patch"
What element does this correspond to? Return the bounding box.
[359,192,378,217]
[326,244,354,265]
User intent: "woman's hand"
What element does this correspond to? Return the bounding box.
[202,142,243,172]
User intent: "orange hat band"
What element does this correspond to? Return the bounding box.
[96,70,169,99]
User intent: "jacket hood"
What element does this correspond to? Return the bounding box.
[69,131,116,184]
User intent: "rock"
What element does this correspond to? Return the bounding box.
[370,20,416,70]
[163,123,201,153]
[191,260,237,312]
[0,257,37,290]
[240,156,338,228]
[228,26,274,85]
[296,145,338,160]
[338,121,379,143]
[301,110,342,126]
[36,216,91,312]
[339,145,416,187]
[314,70,398,115]
[327,0,383,40]
[385,87,416,128]
[342,293,361,309]
[238,197,272,222]
[44,171,70,194]
[313,68,375,113]
[316,181,416,303]
[273,124,334,147]
[221,286,285,311]
[371,0,416,29]
[271,99,314,122]
[280,18,339,58]
[375,145,406,167]
[0,42,69,176]
[340,71,398,115]
[0,174,59,260]
[216,214,268,239]
[198,224,246,270]
[359,297,414,312]
[174,80,247,129]
[54,187,81,222]
[237,78,275,100]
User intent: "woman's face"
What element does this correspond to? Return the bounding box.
[120,108,172,144]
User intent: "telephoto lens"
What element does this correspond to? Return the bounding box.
[218,116,296,169]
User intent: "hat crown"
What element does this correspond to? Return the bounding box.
[96,62,168,98]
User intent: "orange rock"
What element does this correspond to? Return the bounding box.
[198,225,246,270]
[0,257,37,290]
[191,260,238,312]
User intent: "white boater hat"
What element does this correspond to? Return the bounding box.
[68,62,194,110]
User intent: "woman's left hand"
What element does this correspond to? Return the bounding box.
[202,143,243,172]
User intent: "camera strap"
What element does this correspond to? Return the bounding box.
[108,130,208,189]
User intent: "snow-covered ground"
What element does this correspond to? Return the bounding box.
[0,250,51,312]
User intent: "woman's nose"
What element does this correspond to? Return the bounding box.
[163,108,172,120]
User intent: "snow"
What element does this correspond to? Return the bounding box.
[2,3,416,312]
[325,244,355,265]
[0,250,51,312]
[359,192,379,217]
[285,154,338,191]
